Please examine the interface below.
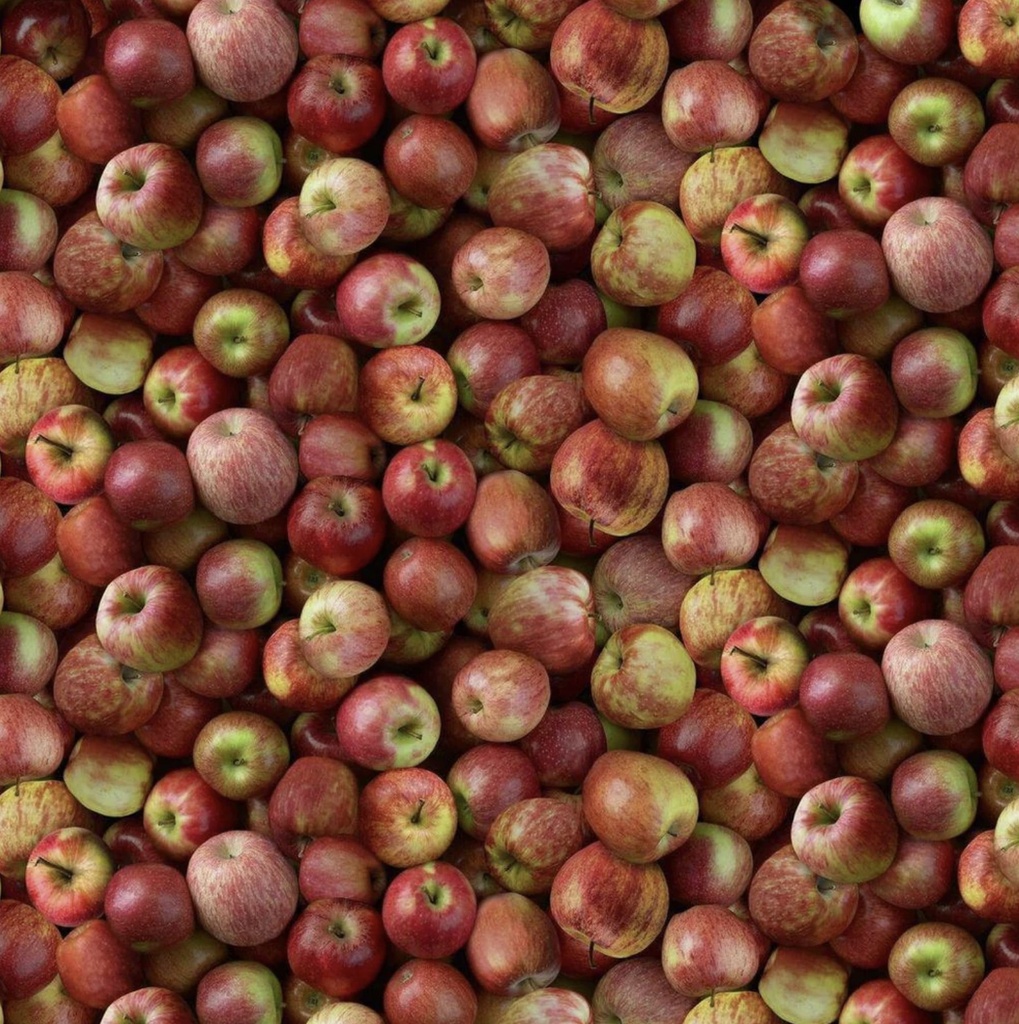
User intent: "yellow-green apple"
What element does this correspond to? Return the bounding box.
[62,313,155,398]
[882,196,994,313]
[52,631,162,737]
[590,200,695,308]
[758,945,850,1024]
[759,100,850,185]
[464,46,558,150]
[103,440,195,533]
[194,116,281,209]
[299,836,386,906]
[297,414,385,482]
[859,0,954,63]
[798,229,892,319]
[758,523,850,608]
[451,225,550,320]
[581,327,698,442]
[551,418,669,538]
[451,648,549,743]
[185,407,299,526]
[880,618,994,734]
[487,142,595,253]
[483,796,586,895]
[104,17,194,107]
[958,0,1019,78]
[381,860,476,959]
[494,987,593,1024]
[192,287,289,379]
[720,615,810,717]
[383,959,477,1024]
[194,959,284,1024]
[23,404,111,508]
[890,749,978,842]
[0,53,59,157]
[0,692,64,785]
[297,580,389,679]
[446,321,541,417]
[797,651,890,742]
[592,534,695,634]
[748,422,860,526]
[466,892,560,995]
[661,59,759,153]
[519,701,607,789]
[265,614,355,710]
[195,539,282,630]
[886,499,985,590]
[550,839,669,958]
[191,710,290,802]
[661,904,760,1000]
[298,0,385,57]
[186,829,298,947]
[187,0,297,101]
[994,798,1019,885]
[484,372,588,473]
[582,750,698,864]
[888,77,985,168]
[95,142,202,251]
[55,73,143,165]
[102,862,195,954]
[661,399,754,484]
[591,111,695,212]
[382,16,477,115]
[837,134,936,228]
[0,188,58,274]
[748,843,859,946]
[890,326,978,418]
[267,755,359,861]
[464,469,560,575]
[0,609,57,696]
[63,734,154,818]
[286,897,386,1000]
[550,0,668,115]
[304,1003,383,1024]
[334,675,440,770]
[446,741,541,840]
[887,921,985,1012]
[748,0,859,101]
[358,767,457,869]
[0,270,64,363]
[678,567,790,669]
[358,344,457,445]
[381,437,477,538]
[297,157,388,258]
[791,775,899,883]
[589,622,695,730]
[174,202,262,277]
[487,564,596,675]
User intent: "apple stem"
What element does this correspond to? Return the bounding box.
[588,939,596,969]
[410,799,426,825]
[728,222,768,246]
[588,518,597,547]
[728,645,768,670]
[32,433,73,457]
[410,376,425,402]
[588,94,596,125]
[34,856,72,881]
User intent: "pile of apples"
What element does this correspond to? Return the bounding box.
[4,0,1019,1021]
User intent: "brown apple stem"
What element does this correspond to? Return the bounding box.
[588,94,596,125]
[33,433,73,457]
[410,376,426,402]
[816,379,840,402]
[410,798,426,825]
[588,939,596,969]
[34,857,72,881]
[399,726,423,740]
[728,645,768,670]
[588,518,598,547]
[728,222,768,246]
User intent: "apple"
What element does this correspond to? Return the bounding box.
[298,836,386,906]
[297,157,388,258]
[887,921,986,1012]
[964,967,1019,1024]
[195,959,284,1024]
[186,830,298,948]
[887,499,985,590]
[958,0,1019,78]
[381,859,477,959]
[446,741,541,840]
[757,523,850,608]
[186,0,298,102]
[837,556,935,651]
[103,862,195,954]
[142,767,242,862]
[751,706,839,800]
[758,945,850,1024]
[382,16,477,117]
[759,100,851,186]
[55,918,144,1011]
[661,59,760,153]
[24,825,114,929]
[63,734,155,819]
[797,650,890,742]
[383,959,477,1024]
[661,904,761,1000]
[519,701,607,789]
[103,439,195,533]
[104,18,194,108]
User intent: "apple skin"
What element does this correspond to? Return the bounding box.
[797,651,890,742]
[661,822,753,907]
[891,749,979,842]
[661,904,761,1000]
[54,917,145,1011]
[186,0,298,103]
[747,842,859,947]
[383,959,477,1024]
[881,619,995,736]
[758,945,850,1024]
[887,921,986,1012]
[194,959,284,1024]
